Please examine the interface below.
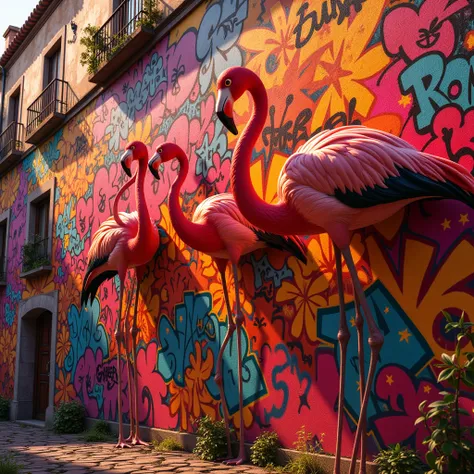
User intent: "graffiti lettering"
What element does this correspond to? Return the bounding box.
[263,95,311,156]
[400,53,474,131]
[263,96,360,157]
[294,0,366,49]
[96,363,118,390]
[126,53,166,120]
[311,97,361,135]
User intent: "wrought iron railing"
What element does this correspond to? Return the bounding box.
[22,236,51,273]
[92,0,173,68]
[0,256,6,282]
[26,79,75,137]
[0,121,24,159]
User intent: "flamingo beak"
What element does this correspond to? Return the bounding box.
[120,149,133,177]
[216,88,237,135]
[148,153,161,180]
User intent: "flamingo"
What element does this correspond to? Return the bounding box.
[81,141,160,448]
[148,142,307,463]
[215,66,474,472]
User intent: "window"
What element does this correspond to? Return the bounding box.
[45,47,61,86]
[9,88,21,124]
[33,195,50,241]
[112,0,132,36]
[28,193,51,267]
[0,210,10,283]
[22,178,55,276]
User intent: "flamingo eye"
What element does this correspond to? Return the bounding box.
[225,78,232,87]
[130,146,135,150]
[158,148,163,154]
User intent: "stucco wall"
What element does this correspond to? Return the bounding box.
[0,0,473,460]
[2,0,112,132]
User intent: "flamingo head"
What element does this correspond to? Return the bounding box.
[120,140,148,177]
[149,142,183,180]
[216,66,259,135]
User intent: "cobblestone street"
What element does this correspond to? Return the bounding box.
[0,422,268,474]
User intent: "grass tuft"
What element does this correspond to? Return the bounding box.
[152,438,184,452]
[0,454,23,474]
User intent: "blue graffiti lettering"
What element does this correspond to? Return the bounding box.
[400,53,474,131]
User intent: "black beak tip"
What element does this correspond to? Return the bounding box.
[149,164,160,180]
[217,111,238,135]
[121,161,132,177]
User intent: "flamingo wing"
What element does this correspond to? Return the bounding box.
[194,194,307,262]
[193,194,258,253]
[282,126,474,210]
[81,211,138,305]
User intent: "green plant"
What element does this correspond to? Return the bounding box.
[22,234,50,272]
[137,0,164,29]
[251,431,280,467]
[293,426,323,454]
[0,396,9,421]
[80,25,105,74]
[416,311,474,473]
[53,401,85,434]
[373,443,425,474]
[280,454,323,474]
[152,437,183,452]
[94,420,110,434]
[107,34,130,60]
[193,416,230,461]
[266,426,323,474]
[0,454,22,474]
[83,420,112,442]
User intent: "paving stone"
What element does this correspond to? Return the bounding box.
[176,469,207,473]
[0,422,268,474]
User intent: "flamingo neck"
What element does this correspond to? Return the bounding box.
[113,172,137,225]
[135,159,154,240]
[169,150,215,250]
[230,79,301,234]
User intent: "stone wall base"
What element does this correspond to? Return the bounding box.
[85,417,377,474]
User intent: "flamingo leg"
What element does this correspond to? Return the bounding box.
[224,263,246,465]
[130,279,148,446]
[215,266,236,460]
[340,247,383,474]
[115,278,131,449]
[123,280,136,443]
[124,290,135,443]
[333,246,350,474]
[354,292,367,474]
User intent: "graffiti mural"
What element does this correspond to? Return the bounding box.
[0,0,473,458]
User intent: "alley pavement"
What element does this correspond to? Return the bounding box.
[0,422,268,474]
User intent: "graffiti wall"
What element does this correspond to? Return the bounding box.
[1,0,473,457]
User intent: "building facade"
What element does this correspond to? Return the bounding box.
[0,0,473,459]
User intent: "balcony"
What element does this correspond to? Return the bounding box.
[0,121,24,175]
[26,79,75,145]
[0,256,6,286]
[20,236,52,279]
[89,0,174,84]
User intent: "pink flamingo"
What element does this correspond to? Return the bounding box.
[148,142,307,463]
[215,66,474,472]
[81,141,160,448]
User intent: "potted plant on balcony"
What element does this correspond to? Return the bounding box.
[137,0,164,29]
[80,25,107,74]
[22,234,50,273]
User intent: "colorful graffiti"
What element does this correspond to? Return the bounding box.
[0,0,473,458]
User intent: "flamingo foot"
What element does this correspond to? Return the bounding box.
[115,439,132,449]
[223,454,246,466]
[131,436,149,446]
